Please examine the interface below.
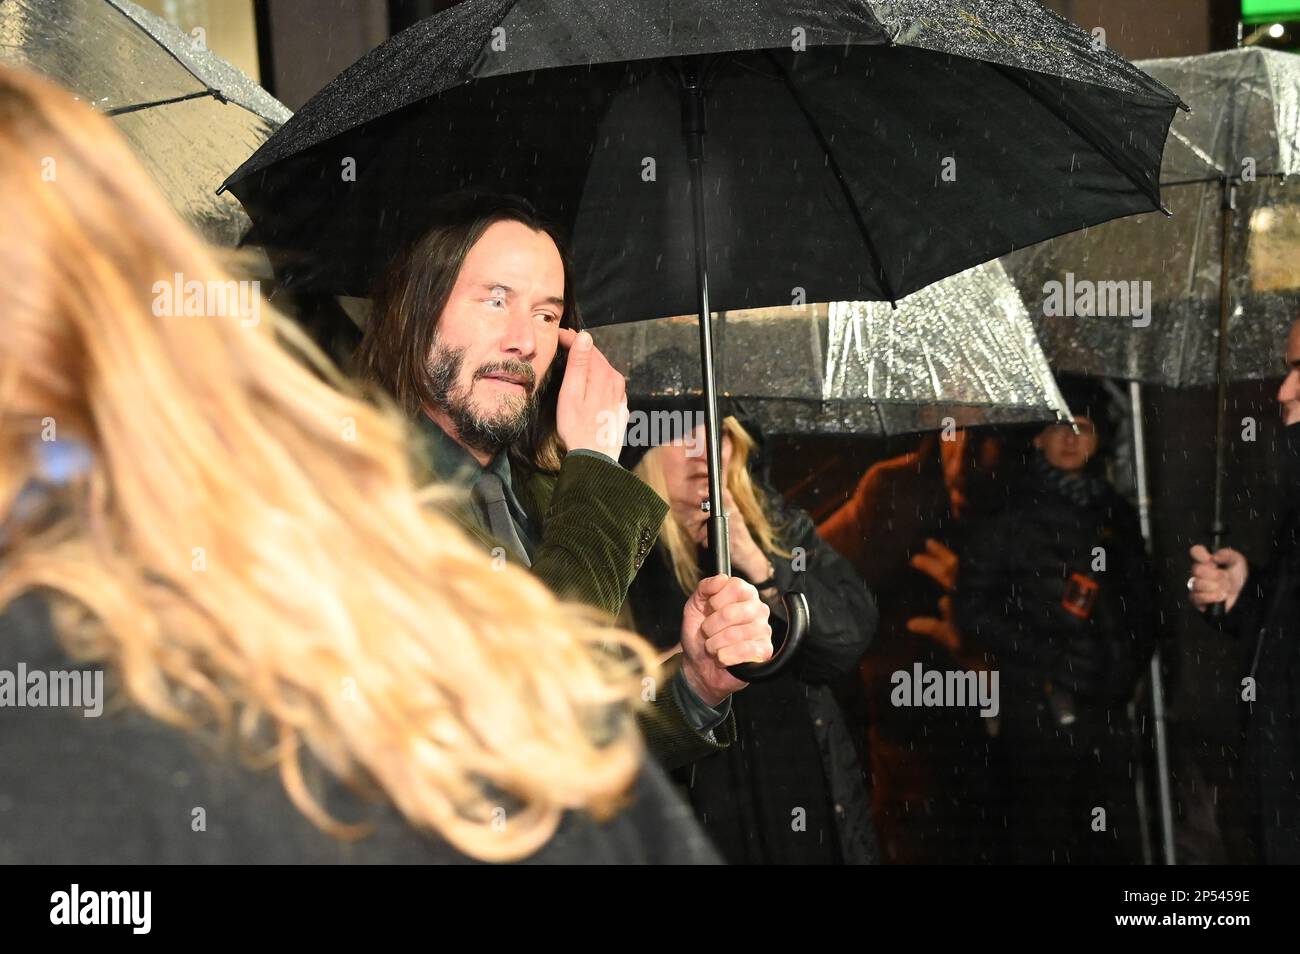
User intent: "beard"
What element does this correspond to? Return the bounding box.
[426,344,545,457]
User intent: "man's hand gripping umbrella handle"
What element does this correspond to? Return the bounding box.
[705,508,809,682]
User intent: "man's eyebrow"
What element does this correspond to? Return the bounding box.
[473,284,563,308]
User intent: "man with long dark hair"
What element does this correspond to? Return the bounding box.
[357,192,766,766]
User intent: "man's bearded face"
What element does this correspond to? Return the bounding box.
[422,219,566,456]
[427,343,547,456]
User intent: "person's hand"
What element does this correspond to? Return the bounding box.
[686,491,769,570]
[555,328,627,459]
[910,538,958,592]
[683,502,709,547]
[905,540,964,654]
[720,489,771,582]
[906,595,962,653]
[679,575,772,707]
[1188,545,1248,613]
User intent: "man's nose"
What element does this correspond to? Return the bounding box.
[1279,371,1298,405]
[498,304,537,358]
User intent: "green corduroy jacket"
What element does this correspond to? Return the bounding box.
[430,439,736,769]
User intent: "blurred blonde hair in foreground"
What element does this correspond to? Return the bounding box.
[0,66,653,862]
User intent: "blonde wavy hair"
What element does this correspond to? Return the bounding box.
[0,66,656,862]
[634,416,791,595]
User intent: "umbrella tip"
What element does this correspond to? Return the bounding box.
[1159,203,1173,217]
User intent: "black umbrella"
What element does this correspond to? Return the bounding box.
[222,0,1185,678]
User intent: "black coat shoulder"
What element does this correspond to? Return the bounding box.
[0,594,718,865]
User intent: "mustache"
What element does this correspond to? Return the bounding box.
[474,359,537,395]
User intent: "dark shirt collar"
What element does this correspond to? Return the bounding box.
[417,412,532,537]
[417,412,506,483]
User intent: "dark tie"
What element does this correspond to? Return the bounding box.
[474,472,532,568]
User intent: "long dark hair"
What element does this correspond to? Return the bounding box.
[354,192,583,472]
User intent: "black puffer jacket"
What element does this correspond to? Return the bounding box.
[954,457,1158,719]
[625,499,880,864]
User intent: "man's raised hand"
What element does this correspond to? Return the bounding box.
[555,328,628,460]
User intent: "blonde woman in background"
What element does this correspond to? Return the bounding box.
[0,66,767,864]
[624,410,879,864]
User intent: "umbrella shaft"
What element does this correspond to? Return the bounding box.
[1212,180,1236,549]
[678,68,730,576]
[1131,383,1177,864]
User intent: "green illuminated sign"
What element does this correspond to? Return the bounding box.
[1243,0,1300,23]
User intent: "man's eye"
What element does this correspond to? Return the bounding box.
[485,296,506,309]
[537,312,560,324]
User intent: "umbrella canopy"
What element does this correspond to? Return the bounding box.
[1005,48,1300,387]
[591,260,1072,436]
[0,0,291,247]
[221,0,1185,310]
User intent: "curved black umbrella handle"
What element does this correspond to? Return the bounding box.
[726,591,809,682]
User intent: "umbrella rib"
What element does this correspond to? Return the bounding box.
[988,62,1169,215]
[104,89,225,117]
[1166,125,1228,180]
[761,52,899,307]
[104,0,229,105]
[1162,170,1288,187]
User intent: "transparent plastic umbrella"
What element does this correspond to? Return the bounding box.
[1006,48,1300,387]
[0,0,290,246]
[1002,47,1300,865]
[592,260,1072,437]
